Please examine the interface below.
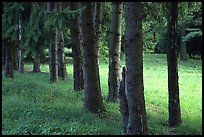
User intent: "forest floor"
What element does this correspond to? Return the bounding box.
[2,54,202,135]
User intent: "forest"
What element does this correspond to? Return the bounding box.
[2,2,202,135]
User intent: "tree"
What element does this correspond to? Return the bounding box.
[57,2,68,80]
[70,2,84,91]
[124,2,148,135]
[80,2,105,113]
[107,2,122,102]
[48,2,58,82]
[18,10,24,73]
[94,2,102,64]
[167,2,182,127]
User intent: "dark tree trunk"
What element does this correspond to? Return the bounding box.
[58,30,68,79]
[70,2,84,91]
[2,43,6,65]
[167,2,182,127]
[94,2,102,64]
[80,2,105,113]
[107,2,122,102]
[49,2,58,82]
[33,55,41,72]
[57,2,67,80]
[5,43,14,78]
[118,67,129,135]
[125,2,148,135]
[179,23,187,60]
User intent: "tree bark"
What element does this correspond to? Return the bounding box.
[94,2,102,64]
[107,2,122,102]
[70,2,84,91]
[167,2,182,127]
[18,11,24,73]
[33,55,41,72]
[49,2,58,82]
[80,2,105,113]
[125,2,148,135]
[118,67,129,135]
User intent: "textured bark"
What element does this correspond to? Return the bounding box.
[58,29,68,80]
[49,2,58,82]
[12,45,18,70]
[2,43,6,65]
[5,43,14,78]
[107,2,122,102]
[179,23,187,60]
[94,2,102,64]
[125,2,148,135]
[70,2,84,91]
[80,2,105,113]
[118,67,129,135]
[167,2,181,127]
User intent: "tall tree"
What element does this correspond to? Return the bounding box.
[18,10,24,73]
[57,2,68,80]
[48,2,58,82]
[5,42,14,78]
[70,2,84,91]
[107,2,122,102]
[94,2,102,64]
[167,2,182,127]
[125,2,148,135]
[80,2,105,113]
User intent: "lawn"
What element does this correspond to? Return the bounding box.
[2,54,202,135]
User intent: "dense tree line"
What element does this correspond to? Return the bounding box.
[2,2,202,135]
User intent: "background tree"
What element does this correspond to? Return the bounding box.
[124,2,148,135]
[167,2,182,127]
[80,2,105,113]
[70,2,84,91]
[107,2,122,102]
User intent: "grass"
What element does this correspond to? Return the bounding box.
[2,54,202,135]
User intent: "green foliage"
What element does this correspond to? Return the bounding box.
[183,30,202,42]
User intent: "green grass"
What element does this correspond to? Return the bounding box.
[2,54,202,135]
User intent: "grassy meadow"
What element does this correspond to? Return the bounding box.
[2,54,202,135]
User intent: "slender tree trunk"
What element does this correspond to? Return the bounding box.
[5,43,14,78]
[94,2,102,64]
[118,67,129,135]
[33,55,41,72]
[107,2,122,102]
[18,12,24,73]
[179,23,187,60]
[12,45,18,70]
[2,43,6,65]
[57,2,67,80]
[70,2,84,91]
[80,2,105,113]
[49,2,58,82]
[167,2,181,127]
[125,2,148,135]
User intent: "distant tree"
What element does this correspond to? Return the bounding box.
[107,2,122,102]
[167,2,182,127]
[124,2,148,135]
[80,2,105,113]
[70,2,84,91]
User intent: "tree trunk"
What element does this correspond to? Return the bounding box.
[12,44,18,70]
[2,42,6,65]
[118,67,129,135]
[167,2,181,127]
[125,2,148,135]
[33,55,41,72]
[80,2,105,113]
[5,43,14,78]
[49,2,58,82]
[70,2,84,91]
[94,2,102,64]
[179,23,187,60]
[107,2,122,102]
[18,11,24,73]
